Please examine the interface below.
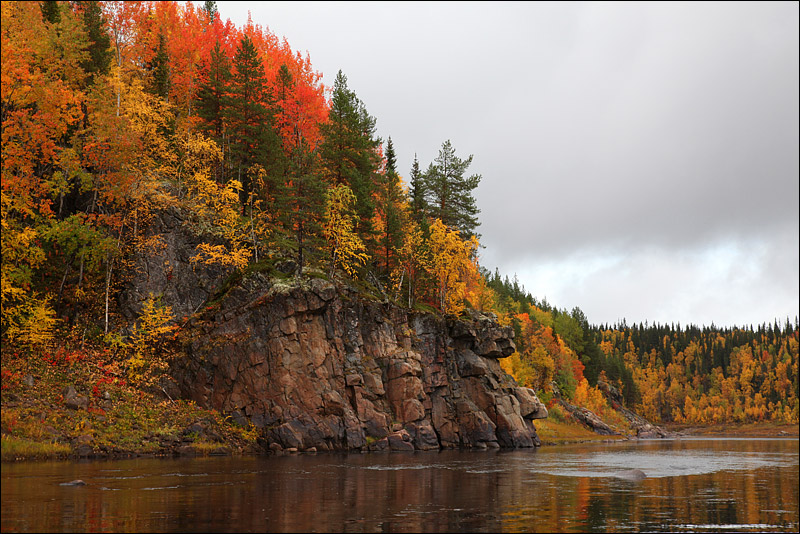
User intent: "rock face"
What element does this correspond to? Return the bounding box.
[118,207,233,324]
[170,273,547,452]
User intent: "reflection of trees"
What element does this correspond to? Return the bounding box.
[496,448,799,532]
[1,447,798,532]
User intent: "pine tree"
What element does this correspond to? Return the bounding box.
[319,70,381,252]
[422,140,481,239]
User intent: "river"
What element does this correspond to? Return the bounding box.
[1,438,797,532]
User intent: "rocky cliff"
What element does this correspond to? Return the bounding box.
[169,273,548,452]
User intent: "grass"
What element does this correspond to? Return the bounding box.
[1,435,72,461]
[534,405,630,445]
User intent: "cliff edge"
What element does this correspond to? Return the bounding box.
[169,273,547,452]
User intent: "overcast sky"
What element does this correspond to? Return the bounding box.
[213,1,799,329]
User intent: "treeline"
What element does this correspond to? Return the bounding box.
[590,320,799,424]
[2,0,487,353]
[480,273,799,426]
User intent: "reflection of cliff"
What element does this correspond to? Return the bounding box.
[3,443,795,532]
[169,274,548,452]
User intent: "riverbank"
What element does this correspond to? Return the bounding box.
[1,343,609,460]
[664,422,799,438]
[3,345,793,462]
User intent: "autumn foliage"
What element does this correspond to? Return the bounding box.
[2,1,796,429]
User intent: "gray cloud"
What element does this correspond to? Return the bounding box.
[217,1,799,326]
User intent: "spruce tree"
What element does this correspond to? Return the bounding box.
[41,0,61,24]
[226,35,278,206]
[375,136,406,275]
[196,41,231,145]
[149,33,171,99]
[409,153,426,220]
[203,1,218,21]
[78,1,112,84]
[422,140,481,239]
[272,64,324,273]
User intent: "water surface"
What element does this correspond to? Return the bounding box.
[2,438,797,532]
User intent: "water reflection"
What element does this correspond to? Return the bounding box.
[1,439,798,532]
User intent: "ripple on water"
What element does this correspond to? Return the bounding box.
[534,448,797,478]
[675,524,789,530]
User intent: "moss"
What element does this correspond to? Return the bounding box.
[413,302,438,315]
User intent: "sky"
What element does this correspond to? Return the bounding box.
[211,1,799,329]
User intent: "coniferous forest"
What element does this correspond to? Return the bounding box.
[2,0,797,447]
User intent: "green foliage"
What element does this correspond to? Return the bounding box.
[547,403,567,424]
[78,0,112,83]
[555,365,577,400]
[196,41,231,148]
[422,140,481,239]
[319,70,381,248]
[40,0,61,24]
[409,153,426,220]
[149,32,171,99]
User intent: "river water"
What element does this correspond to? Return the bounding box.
[1,438,797,532]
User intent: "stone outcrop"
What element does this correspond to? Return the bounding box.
[118,207,233,324]
[596,379,674,438]
[557,397,619,436]
[170,273,548,452]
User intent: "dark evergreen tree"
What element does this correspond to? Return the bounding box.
[203,1,218,21]
[41,0,61,24]
[375,136,406,276]
[149,32,171,99]
[409,153,426,220]
[226,35,278,206]
[272,64,324,273]
[319,70,381,252]
[385,136,397,175]
[422,140,481,239]
[78,1,112,84]
[196,40,231,149]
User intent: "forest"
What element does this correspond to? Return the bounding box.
[2,0,798,431]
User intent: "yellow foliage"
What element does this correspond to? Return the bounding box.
[322,184,367,278]
[3,294,58,350]
[390,219,430,307]
[186,172,252,271]
[427,219,479,314]
[126,294,176,386]
[1,190,56,349]
[192,243,251,271]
